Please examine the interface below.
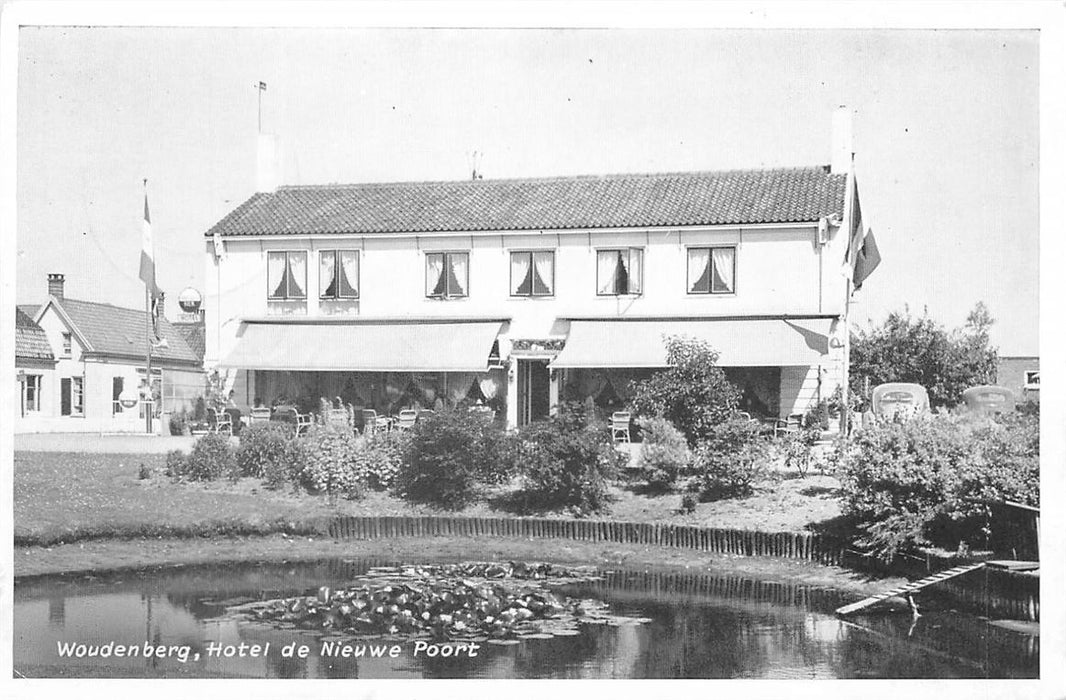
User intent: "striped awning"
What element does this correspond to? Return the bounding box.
[222,320,504,372]
[551,318,834,368]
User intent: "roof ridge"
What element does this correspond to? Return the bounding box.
[276,164,834,191]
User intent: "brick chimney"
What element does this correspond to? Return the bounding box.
[47,273,65,300]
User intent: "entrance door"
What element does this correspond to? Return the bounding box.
[517,359,550,426]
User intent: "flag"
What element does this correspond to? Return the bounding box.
[853,228,882,289]
[139,182,161,300]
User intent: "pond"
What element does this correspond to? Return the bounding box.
[13,557,1038,679]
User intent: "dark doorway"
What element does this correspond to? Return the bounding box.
[517,359,550,426]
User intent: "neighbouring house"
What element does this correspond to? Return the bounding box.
[997,356,1039,404]
[15,306,57,431]
[19,273,203,433]
[204,110,873,428]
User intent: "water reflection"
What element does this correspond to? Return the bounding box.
[13,558,1038,679]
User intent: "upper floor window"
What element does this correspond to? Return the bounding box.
[688,246,736,295]
[319,250,359,299]
[510,251,554,297]
[426,252,469,298]
[267,251,307,300]
[61,332,72,356]
[597,248,643,296]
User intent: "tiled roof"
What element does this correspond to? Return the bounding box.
[52,298,200,366]
[15,307,55,363]
[18,303,40,319]
[172,320,205,362]
[206,166,847,237]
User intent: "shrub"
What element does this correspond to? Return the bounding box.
[294,425,365,501]
[168,411,188,436]
[679,493,698,514]
[688,417,769,501]
[782,427,821,476]
[509,405,623,515]
[635,416,690,492]
[393,410,509,509]
[353,432,405,491]
[164,449,187,478]
[630,336,740,445]
[237,421,296,481]
[183,433,238,481]
[138,462,153,480]
[837,411,1039,560]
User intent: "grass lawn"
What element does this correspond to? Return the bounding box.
[15,451,842,546]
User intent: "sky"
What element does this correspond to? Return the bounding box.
[14,24,1040,354]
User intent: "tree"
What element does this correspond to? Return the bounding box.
[630,336,740,445]
[849,303,998,409]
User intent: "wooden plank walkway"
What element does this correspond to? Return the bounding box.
[835,562,987,616]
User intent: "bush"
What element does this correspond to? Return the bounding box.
[182,433,238,481]
[509,405,623,516]
[168,411,188,436]
[354,432,405,491]
[630,336,740,445]
[293,425,365,501]
[138,462,153,480]
[782,427,821,476]
[635,416,690,492]
[837,411,1039,560]
[237,421,296,481]
[688,417,770,501]
[393,410,509,509]
[164,449,187,478]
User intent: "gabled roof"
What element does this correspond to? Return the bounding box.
[205,165,848,237]
[40,297,200,366]
[18,303,41,319]
[15,307,55,364]
[172,320,205,363]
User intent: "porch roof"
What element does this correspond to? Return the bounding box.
[222,319,505,372]
[550,317,836,368]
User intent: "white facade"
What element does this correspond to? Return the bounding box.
[206,216,853,426]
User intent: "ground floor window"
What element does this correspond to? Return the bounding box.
[21,374,41,413]
[61,376,84,416]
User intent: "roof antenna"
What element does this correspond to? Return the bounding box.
[471,150,483,180]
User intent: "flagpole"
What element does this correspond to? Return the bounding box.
[143,178,153,434]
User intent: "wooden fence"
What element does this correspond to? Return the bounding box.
[325,515,844,564]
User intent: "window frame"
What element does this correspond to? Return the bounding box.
[686,245,737,295]
[23,374,41,413]
[425,250,471,299]
[318,249,361,300]
[1024,370,1040,389]
[62,376,85,417]
[266,250,309,301]
[509,249,556,298]
[595,247,644,297]
[61,332,72,357]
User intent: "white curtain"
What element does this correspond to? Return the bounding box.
[319,251,336,297]
[267,252,286,298]
[447,372,477,405]
[288,252,307,297]
[511,252,530,295]
[426,253,444,295]
[688,248,710,292]
[479,372,503,400]
[450,253,468,296]
[597,250,617,294]
[628,249,642,293]
[339,250,359,297]
[712,247,734,293]
[533,251,554,294]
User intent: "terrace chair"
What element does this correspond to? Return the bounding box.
[394,409,419,432]
[249,407,272,424]
[361,409,378,436]
[272,405,313,435]
[206,407,232,437]
[774,413,803,439]
[610,411,631,443]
